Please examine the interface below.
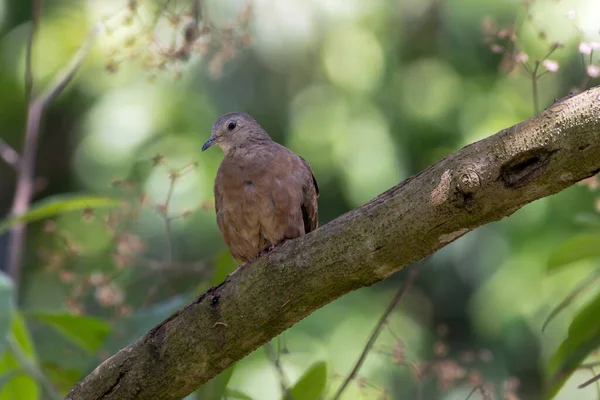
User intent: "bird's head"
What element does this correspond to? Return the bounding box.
[202,112,271,154]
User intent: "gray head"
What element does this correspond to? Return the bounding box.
[202,112,271,154]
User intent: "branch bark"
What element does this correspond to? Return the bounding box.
[67,87,600,400]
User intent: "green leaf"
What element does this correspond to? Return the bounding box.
[0,194,121,234]
[548,234,600,271]
[542,269,600,332]
[224,389,254,400]
[194,365,235,400]
[26,312,110,354]
[0,370,25,389]
[0,313,39,400]
[546,292,600,399]
[287,361,327,400]
[0,273,14,356]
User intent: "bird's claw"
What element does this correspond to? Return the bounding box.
[234,261,248,273]
[257,244,276,258]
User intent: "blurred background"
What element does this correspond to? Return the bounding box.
[0,0,600,399]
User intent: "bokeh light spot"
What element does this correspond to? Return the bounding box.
[323,25,384,93]
[399,58,462,120]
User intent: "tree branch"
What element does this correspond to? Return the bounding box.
[6,23,100,289]
[67,86,600,400]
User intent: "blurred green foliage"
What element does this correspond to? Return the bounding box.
[0,0,600,399]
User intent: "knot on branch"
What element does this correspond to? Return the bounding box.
[500,148,555,189]
[451,167,482,210]
[456,168,480,194]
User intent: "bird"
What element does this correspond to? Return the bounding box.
[202,112,319,267]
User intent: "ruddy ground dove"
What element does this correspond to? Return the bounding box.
[202,112,319,266]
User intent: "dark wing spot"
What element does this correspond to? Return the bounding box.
[311,173,319,197]
[301,205,311,234]
[298,155,319,197]
[244,180,254,187]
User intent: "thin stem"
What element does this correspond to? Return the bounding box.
[163,174,177,263]
[7,336,61,400]
[581,361,600,369]
[159,163,196,262]
[542,269,600,332]
[192,0,202,23]
[579,372,600,389]
[520,61,533,75]
[465,385,484,400]
[541,44,559,63]
[579,50,593,92]
[265,342,294,400]
[586,366,600,398]
[536,70,550,80]
[25,0,42,102]
[37,26,100,109]
[532,61,540,115]
[529,42,561,115]
[332,258,427,400]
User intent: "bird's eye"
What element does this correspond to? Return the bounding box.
[227,121,237,131]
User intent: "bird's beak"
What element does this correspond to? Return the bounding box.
[202,135,216,152]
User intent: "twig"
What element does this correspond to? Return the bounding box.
[6,336,60,400]
[0,139,20,169]
[6,22,101,289]
[265,342,294,400]
[332,257,428,400]
[159,163,196,263]
[192,0,202,23]
[465,385,484,400]
[163,172,177,263]
[578,372,600,389]
[36,26,101,109]
[25,0,42,102]
[580,362,600,369]
[530,43,561,115]
[532,61,540,115]
[542,268,600,332]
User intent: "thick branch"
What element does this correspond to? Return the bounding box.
[67,87,600,400]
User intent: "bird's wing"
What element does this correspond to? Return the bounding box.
[298,155,319,233]
[214,162,261,262]
[213,166,232,254]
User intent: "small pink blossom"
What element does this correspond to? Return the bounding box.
[515,52,529,63]
[490,44,503,53]
[95,283,124,306]
[587,65,600,78]
[542,60,559,72]
[579,42,593,55]
[567,11,576,20]
[88,272,105,286]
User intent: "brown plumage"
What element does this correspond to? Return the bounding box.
[202,112,319,265]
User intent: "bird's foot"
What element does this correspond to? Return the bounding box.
[233,261,248,273]
[257,244,276,258]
